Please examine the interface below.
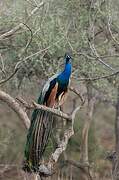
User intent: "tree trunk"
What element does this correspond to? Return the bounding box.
[112,85,119,180]
[115,85,119,154]
[80,83,95,180]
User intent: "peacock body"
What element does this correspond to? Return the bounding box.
[23,54,72,172]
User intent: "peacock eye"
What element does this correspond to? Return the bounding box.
[67,55,70,59]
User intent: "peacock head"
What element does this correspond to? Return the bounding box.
[65,54,72,64]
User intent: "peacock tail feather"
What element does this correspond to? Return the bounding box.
[24,94,54,172]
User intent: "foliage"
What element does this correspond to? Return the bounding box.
[0,0,119,179]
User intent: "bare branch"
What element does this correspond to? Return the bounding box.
[73,70,119,82]
[69,86,85,103]
[0,23,23,40]
[89,42,115,71]
[0,67,19,85]
[76,52,119,60]
[0,53,6,75]
[15,37,64,69]
[46,103,82,172]
[17,89,84,122]
[0,25,32,86]
[107,0,119,46]
[16,98,72,121]
[50,127,74,163]
[0,2,44,40]
[0,90,30,128]
[0,38,64,86]
[87,0,115,72]
[34,102,72,120]
[48,90,85,165]
[17,23,33,58]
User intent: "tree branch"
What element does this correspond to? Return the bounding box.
[0,2,44,40]
[0,90,30,128]
[89,41,115,71]
[73,70,119,82]
[69,86,84,103]
[0,67,19,85]
[49,105,82,164]
[16,97,72,121]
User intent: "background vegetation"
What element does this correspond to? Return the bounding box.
[0,0,119,179]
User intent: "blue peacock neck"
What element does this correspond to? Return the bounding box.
[63,62,72,79]
[57,60,72,86]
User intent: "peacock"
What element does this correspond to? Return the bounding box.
[23,54,72,173]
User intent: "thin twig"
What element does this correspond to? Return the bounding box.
[15,37,64,69]
[89,42,115,71]
[0,2,44,40]
[0,53,6,75]
[0,67,19,85]
[18,23,33,58]
[69,86,85,103]
[72,70,119,82]
[0,37,64,85]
